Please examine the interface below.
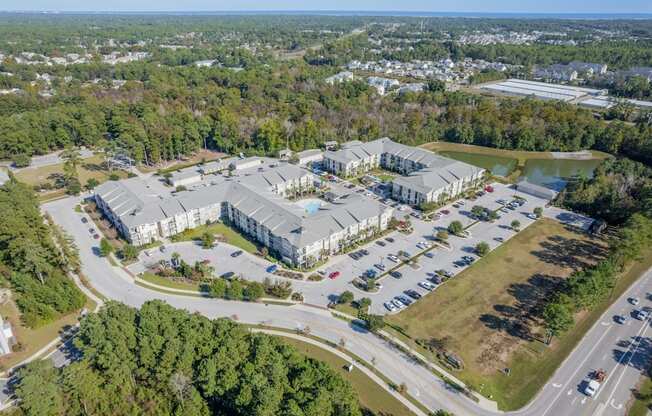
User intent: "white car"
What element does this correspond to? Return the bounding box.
[398,205,408,211]
[634,310,649,321]
[584,379,600,397]
[384,301,397,312]
[387,254,399,262]
[418,281,435,291]
[391,299,406,310]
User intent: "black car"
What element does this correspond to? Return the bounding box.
[376,240,386,247]
[81,217,88,223]
[231,250,243,258]
[390,271,403,279]
[349,252,359,260]
[429,276,443,285]
[405,290,421,300]
[385,237,395,243]
[361,249,370,256]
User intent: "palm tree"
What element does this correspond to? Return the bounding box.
[61,147,82,179]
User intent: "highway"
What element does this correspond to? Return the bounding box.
[43,194,652,416]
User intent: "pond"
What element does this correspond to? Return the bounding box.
[439,151,517,177]
[520,158,602,192]
[440,150,602,191]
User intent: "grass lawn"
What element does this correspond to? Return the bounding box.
[170,222,259,254]
[279,336,416,416]
[0,295,96,371]
[419,142,611,164]
[15,154,130,195]
[139,149,226,174]
[386,218,609,410]
[334,302,362,317]
[140,272,204,292]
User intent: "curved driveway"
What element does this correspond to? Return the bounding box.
[44,195,652,416]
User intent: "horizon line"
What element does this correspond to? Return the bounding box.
[1,10,652,16]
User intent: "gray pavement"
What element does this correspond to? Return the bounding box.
[42,190,652,416]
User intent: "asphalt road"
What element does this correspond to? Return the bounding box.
[43,194,652,416]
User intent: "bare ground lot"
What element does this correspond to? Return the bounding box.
[386,218,608,408]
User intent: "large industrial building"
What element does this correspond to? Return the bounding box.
[94,157,393,267]
[323,138,486,206]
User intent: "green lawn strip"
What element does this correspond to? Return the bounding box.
[170,222,259,254]
[279,336,417,416]
[140,272,204,291]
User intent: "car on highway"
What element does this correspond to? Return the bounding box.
[231,250,243,257]
[584,369,606,397]
[266,264,278,273]
[384,301,397,312]
[390,271,402,279]
[328,271,341,280]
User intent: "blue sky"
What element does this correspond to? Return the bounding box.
[2,0,651,13]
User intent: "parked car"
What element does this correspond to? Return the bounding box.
[634,309,649,321]
[630,297,640,306]
[391,299,406,310]
[424,252,434,258]
[387,254,399,263]
[376,240,386,247]
[88,228,95,234]
[266,264,278,273]
[81,217,88,223]
[231,250,243,257]
[615,314,627,324]
[329,271,341,280]
[374,263,386,271]
[365,269,377,278]
[494,237,504,243]
[390,271,402,279]
[405,290,422,300]
[384,302,397,312]
[396,295,412,306]
[385,237,395,243]
[440,210,450,215]
[419,281,435,291]
[221,271,235,280]
[93,234,100,240]
[361,249,370,256]
[429,276,443,285]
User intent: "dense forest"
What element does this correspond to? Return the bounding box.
[11,300,362,416]
[1,60,651,169]
[0,179,85,327]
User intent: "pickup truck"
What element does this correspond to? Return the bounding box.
[584,369,606,397]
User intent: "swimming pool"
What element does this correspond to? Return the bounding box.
[294,198,323,215]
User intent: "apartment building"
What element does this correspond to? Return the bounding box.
[323,138,485,206]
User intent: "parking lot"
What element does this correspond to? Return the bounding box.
[125,177,588,316]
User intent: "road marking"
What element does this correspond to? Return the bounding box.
[600,317,651,404]
[552,383,562,388]
[601,321,610,326]
[581,397,587,405]
[540,324,613,416]
[610,399,622,410]
[567,389,573,395]
[571,396,578,405]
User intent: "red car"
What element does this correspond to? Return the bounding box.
[485,185,494,193]
[328,271,340,279]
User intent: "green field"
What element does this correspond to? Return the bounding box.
[140,272,204,292]
[170,222,259,254]
[279,336,415,416]
[387,218,609,409]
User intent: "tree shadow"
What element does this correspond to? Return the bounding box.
[531,234,606,271]
[612,336,652,373]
